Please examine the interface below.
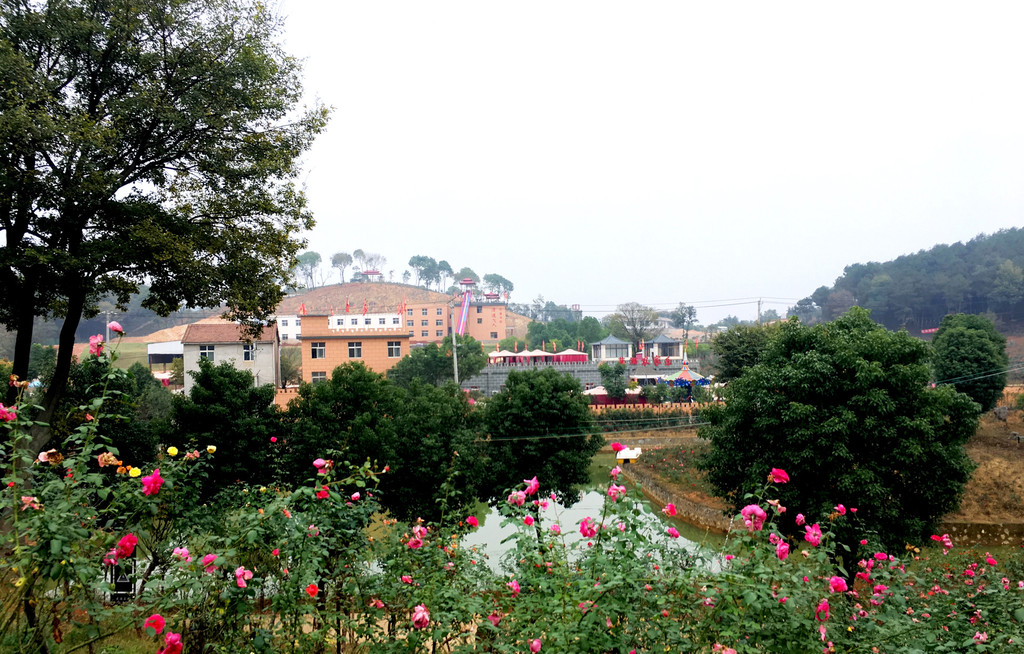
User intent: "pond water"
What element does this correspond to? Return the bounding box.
[461,452,725,571]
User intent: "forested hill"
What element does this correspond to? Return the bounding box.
[789,228,1024,333]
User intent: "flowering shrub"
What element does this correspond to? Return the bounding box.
[1,332,1023,652]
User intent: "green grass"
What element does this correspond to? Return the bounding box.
[110,343,149,370]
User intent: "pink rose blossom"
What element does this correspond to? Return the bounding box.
[108,321,124,334]
[662,503,677,517]
[834,504,846,515]
[524,516,535,526]
[768,468,789,483]
[804,523,823,547]
[401,575,412,584]
[202,553,218,573]
[524,476,540,495]
[507,490,526,506]
[795,513,805,526]
[234,566,253,588]
[610,465,621,479]
[530,639,542,652]
[607,484,627,501]
[412,604,430,629]
[507,579,520,596]
[550,525,561,535]
[407,538,423,549]
[141,468,164,496]
[815,599,830,621]
[143,614,165,634]
[466,516,478,527]
[158,632,182,654]
[829,576,848,593]
[579,517,597,538]
[667,527,680,539]
[611,442,626,452]
[351,492,360,501]
[740,504,767,532]
[776,541,790,561]
[171,547,191,562]
[89,334,104,356]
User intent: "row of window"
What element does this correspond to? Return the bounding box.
[281,317,405,328]
[199,344,256,362]
[407,308,445,316]
[309,341,403,360]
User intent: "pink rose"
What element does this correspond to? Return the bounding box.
[89,334,104,356]
[202,553,218,573]
[662,503,677,517]
[740,504,767,532]
[829,576,848,593]
[530,638,542,652]
[141,468,164,496]
[524,476,540,495]
[768,468,789,483]
[108,321,124,334]
[524,516,535,526]
[804,523,823,547]
[407,538,423,549]
[412,604,430,629]
[579,517,597,538]
[401,575,412,584]
[776,541,790,561]
[610,442,626,452]
[666,527,680,539]
[466,516,479,527]
[158,632,182,654]
[143,613,165,635]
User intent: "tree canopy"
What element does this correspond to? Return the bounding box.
[0,0,328,435]
[387,335,487,388]
[482,368,603,505]
[700,308,979,555]
[932,313,1008,412]
[604,302,663,345]
[709,323,778,382]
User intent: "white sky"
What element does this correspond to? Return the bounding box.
[277,1,1024,324]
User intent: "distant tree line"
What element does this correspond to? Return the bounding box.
[786,228,1024,331]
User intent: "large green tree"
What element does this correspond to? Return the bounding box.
[700,308,979,556]
[0,0,328,446]
[387,335,487,388]
[482,368,603,505]
[710,323,778,382]
[285,363,482,522]
[605,302,663,346]
[931,313,1008,413]
[171,359,282,498]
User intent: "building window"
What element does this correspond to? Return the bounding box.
[421,308,428,315]
[421,330,428,337]
[243,344,255,361]
[435,319,443,326]
[407,308,413,316]
[436,308,443,315]
[311,342,325,359]
[407,320,414,327]
[387,341,401,358]
[409,330,415,336]
[436,330,443,337]
[311,371,327,384]
[364,318,371,325]
[378,317,386,325]
[199,345,214,361]
[281,334,288,340]
[351,318,358,325]
[348,342,362,358]
[336,318,344,326]
[491,332,498,339]
[280,319,289,326]
[296,318,301,326]
[477,318,482,324]
[421,320,428,326]
[476,306,482,313]
[392,317,400,324]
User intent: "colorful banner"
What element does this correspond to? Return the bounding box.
[456,291,471,335]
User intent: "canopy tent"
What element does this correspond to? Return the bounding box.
[660,366,709,387]
[487,349,517,364]
[553,348,588,363]
[583,384,644,405]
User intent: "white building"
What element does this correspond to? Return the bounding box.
[180,321,280,393]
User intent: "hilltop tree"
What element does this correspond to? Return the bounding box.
[0,0,328,436]
[437,260,454,291]
[932,313,1008,412]
[295,251,322,288]
[408,255,439,288]
[700,308,979,556]
[453,267,479,285]
[711,323,778,382]
[483,273,515,296]
[331,252,353,283]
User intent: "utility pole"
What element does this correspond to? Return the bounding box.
[757,299,762,326]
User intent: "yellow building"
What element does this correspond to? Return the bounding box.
[299,313,410,382]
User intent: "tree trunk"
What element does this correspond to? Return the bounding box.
[27,288,86,457]
[5,279,38,406]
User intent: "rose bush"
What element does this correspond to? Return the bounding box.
[1,332,1022,652]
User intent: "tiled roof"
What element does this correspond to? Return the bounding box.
[181,321,277,344]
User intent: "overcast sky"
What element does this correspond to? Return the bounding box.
[277,1,1024,324]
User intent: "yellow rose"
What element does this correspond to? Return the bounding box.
[167,446,179,457]
[207,445,217,454]
[129,467,142,478]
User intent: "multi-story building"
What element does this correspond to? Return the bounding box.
[181,321,280,393]
[299,313,411,382]
[274,283,525,347]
